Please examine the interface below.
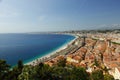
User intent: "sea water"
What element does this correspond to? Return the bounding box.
[0,33,75,66]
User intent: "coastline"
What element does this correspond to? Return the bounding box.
[25,33,77,65]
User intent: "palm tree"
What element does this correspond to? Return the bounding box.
[18,60,23,70]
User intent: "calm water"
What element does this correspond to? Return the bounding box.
[0,33,75,66]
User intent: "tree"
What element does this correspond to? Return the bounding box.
[0,59,10,80]
[104,74,114,80]
[93,58,100,68]
[18,65,33,80]
[72,67,90,80]
[57,58,66,67]
[18,60,23,70]
[8,60,24,80]
[91,70,104,80]
[32,63,52,80]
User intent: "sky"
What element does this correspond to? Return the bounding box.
[0,0,120,33]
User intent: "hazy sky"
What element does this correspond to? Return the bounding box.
[0,0,120,33]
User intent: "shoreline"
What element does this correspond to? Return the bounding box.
[25,34,78,65]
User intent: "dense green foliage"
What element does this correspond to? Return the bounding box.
[104,74,115,80]
[0,60,10,80]
[0,59,114,80]
[18,63,89,80]
[56,58,66,67]
[91,70,104,80]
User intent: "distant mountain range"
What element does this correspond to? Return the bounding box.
[96,24,120,30]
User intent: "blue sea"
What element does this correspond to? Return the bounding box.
[0,33,75,66]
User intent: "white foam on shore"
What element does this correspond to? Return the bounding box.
[25,34,77,65]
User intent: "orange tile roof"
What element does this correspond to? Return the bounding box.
[73,55,81,60]
[109,63,118,68]
[79,47,87,53]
